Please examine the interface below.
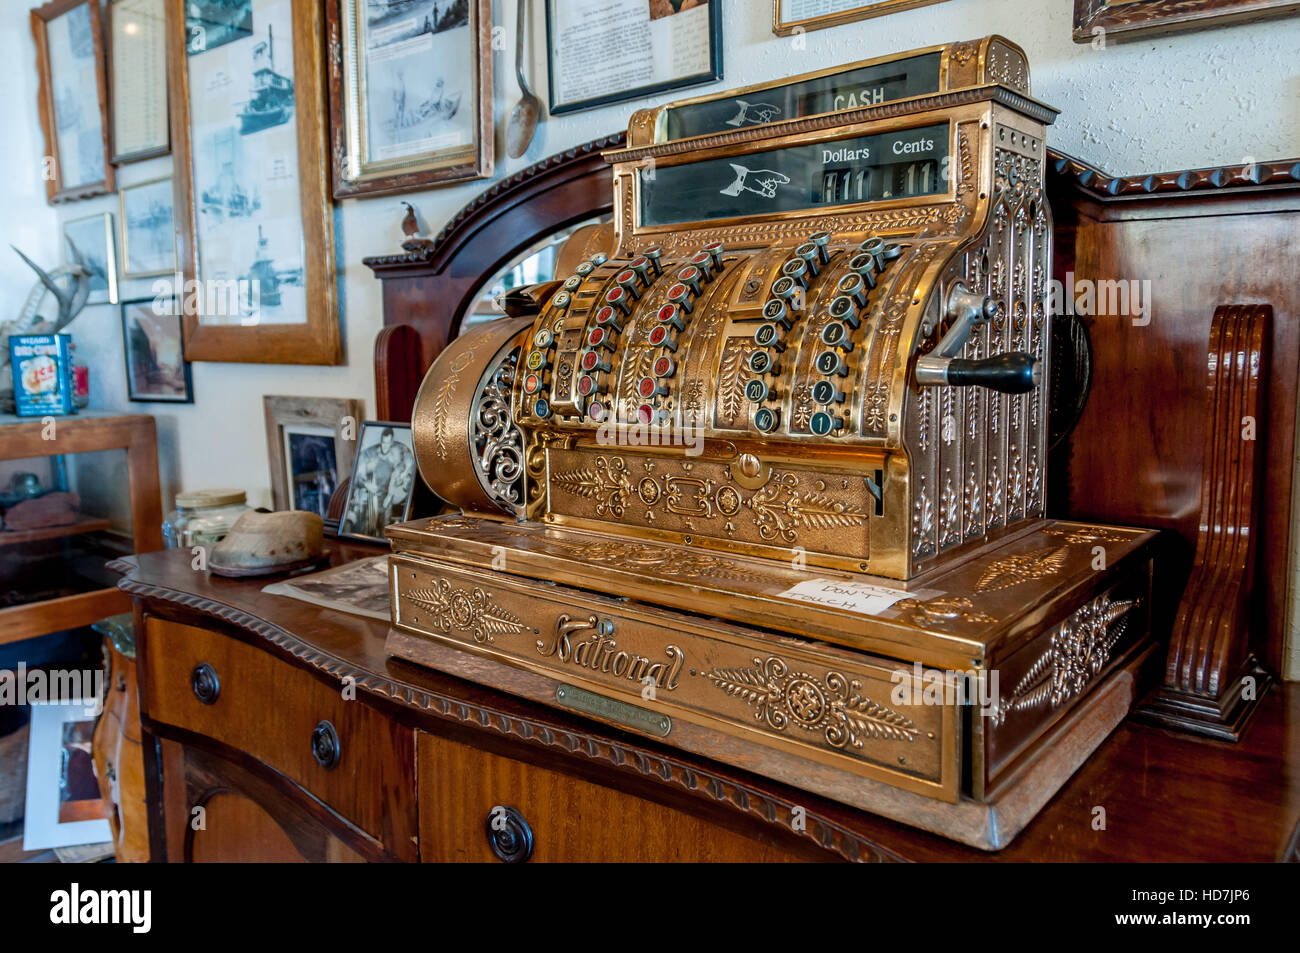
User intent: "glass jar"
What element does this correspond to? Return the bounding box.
[162,489,252,549]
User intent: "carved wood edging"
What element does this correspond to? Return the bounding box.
[108,559,905,863]
[1048,150,1300,199]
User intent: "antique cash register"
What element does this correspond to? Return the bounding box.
[385,37,1160,850]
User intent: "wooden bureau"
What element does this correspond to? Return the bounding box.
[112,545,1300,863]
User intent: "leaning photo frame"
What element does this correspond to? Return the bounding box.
[337,420,416,544]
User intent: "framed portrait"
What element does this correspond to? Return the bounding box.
[63,212,118,305]
[545,0,723,115]
[167,0,340,365]
[119,176,177,277]
[30,0,115,202]
[263,395,365,516]
[121,296,193,402]
[109,0,170,163]
[773,0,948,35]
[338,420,416,543]
[327,0,494,198]
[22,700,112,851]
[1072,0,1300,42]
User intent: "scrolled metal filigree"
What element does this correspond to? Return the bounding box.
[470,345,526,515]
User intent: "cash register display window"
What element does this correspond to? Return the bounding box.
[639,123,949,228]
[663,53,942,141]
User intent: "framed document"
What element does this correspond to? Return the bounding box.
[773,0,948,36]
[327,0,493,198]
[30,0,115,203]
[166,0,340,365]
[119,176,176,277]
[109,0,170,163]
[1072,0,1300,42]
[546,0,723,115]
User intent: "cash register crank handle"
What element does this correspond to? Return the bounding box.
[914,282,1040,394]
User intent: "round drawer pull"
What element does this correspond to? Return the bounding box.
[310,720,341,770]
[190,663,220,705]
[485,805,533,863]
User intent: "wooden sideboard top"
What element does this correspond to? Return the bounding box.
[113,545,1300,862]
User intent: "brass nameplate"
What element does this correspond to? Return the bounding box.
[556,684,672,738]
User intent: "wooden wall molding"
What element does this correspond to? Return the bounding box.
[1050,151,1300,200]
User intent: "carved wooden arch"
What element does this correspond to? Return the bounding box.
[364,133,626,421]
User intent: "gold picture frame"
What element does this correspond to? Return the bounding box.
[772,0,948,36]
[63,211,119,305]
[166,0,340,365]
[118,176,176,278]
[327,0,494,198]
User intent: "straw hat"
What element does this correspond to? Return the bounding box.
[209,511,326,577]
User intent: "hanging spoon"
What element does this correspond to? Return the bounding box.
[506,0,542,159]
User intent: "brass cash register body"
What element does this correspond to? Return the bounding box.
[386,37,1159,850]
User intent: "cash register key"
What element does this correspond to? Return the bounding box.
[796,242,822,277]
[638,376,668,399]
[703,241,725,269]
[809,411,844,436]
[837,272,872,306]
[771,275,801,305]
[616,269,643,297]
[811,379,845,405]
[533,328,555,349]
[653,355,676,378]
[577,374,597,397]
[643,246,664,275]
[753,322,787,352]
[636,403,662,425]
[745,378,772,404]
[821,321,855,352]
[580,350,612,374]
[574,262,595,277]
[753,406,781,433]
[677,265,705,295]
[629,256,653,285]
[590,252,609,266]
[523,373,542,395]
[605,286,633,316]
[828,294,862,329]
[748,350,778,376]
[816,350,851,378]
[587,326,617,352]
[587,400,608,423]
[847,253,879,287]
[881,242,904,264]
[525,349,549,372]
[859,236,886,270]
[648,325,679,352]
[550,290,572,310]
[657,303,686,331]
[808,231,832,264]
[562,275,583,293]
[594,304,624,332]
[688,252,715,279]
[666,282,695,313]
[780,256,809,288]
[533,397,552,418]
[762,298,794,330]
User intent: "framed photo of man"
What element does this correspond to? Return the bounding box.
[338,420,416,543]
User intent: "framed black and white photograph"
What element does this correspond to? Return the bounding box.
[22,700,112,851]
[63,211,118,304]
[263,395,364,515]
[327,0,493,197]
[109,0,171,162]
[338,420,416,543]
[772,0,947,36]
[31,0,115,202]
[121,296,193,402]
[545,0,722,115]
[119,176,176,277]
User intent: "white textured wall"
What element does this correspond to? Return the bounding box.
[5,0,1299,672]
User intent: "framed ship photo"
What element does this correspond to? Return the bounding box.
[119,176,176,277]
[327,0,494,198]
[1072,0,1300,42]
[166,0,340,364]
[30,0,115,202]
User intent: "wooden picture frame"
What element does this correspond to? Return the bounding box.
[119,176,176,277]
[326,0,494,198]
[1073,0,1300,42]
[772,0,948,36]
[263,395,365,515]
[167,0,340,365]
[121,296,193,403]
[30,0,115,203]
[545,0,723,115]
[108,0,171,164]
[337,420,415,543]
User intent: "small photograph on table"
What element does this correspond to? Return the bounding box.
[283,424,339,518]
[338,421,415,543]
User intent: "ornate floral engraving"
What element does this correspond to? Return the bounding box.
[746,472,870,543]
[404,579,527,645]
[700,656,919,749]
[974,545,1069,592]
[471,345,524,514]
[551,455,632,517]
[894,595,996,628]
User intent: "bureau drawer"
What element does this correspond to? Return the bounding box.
[417,732,808,862]
[141,617,417,860]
